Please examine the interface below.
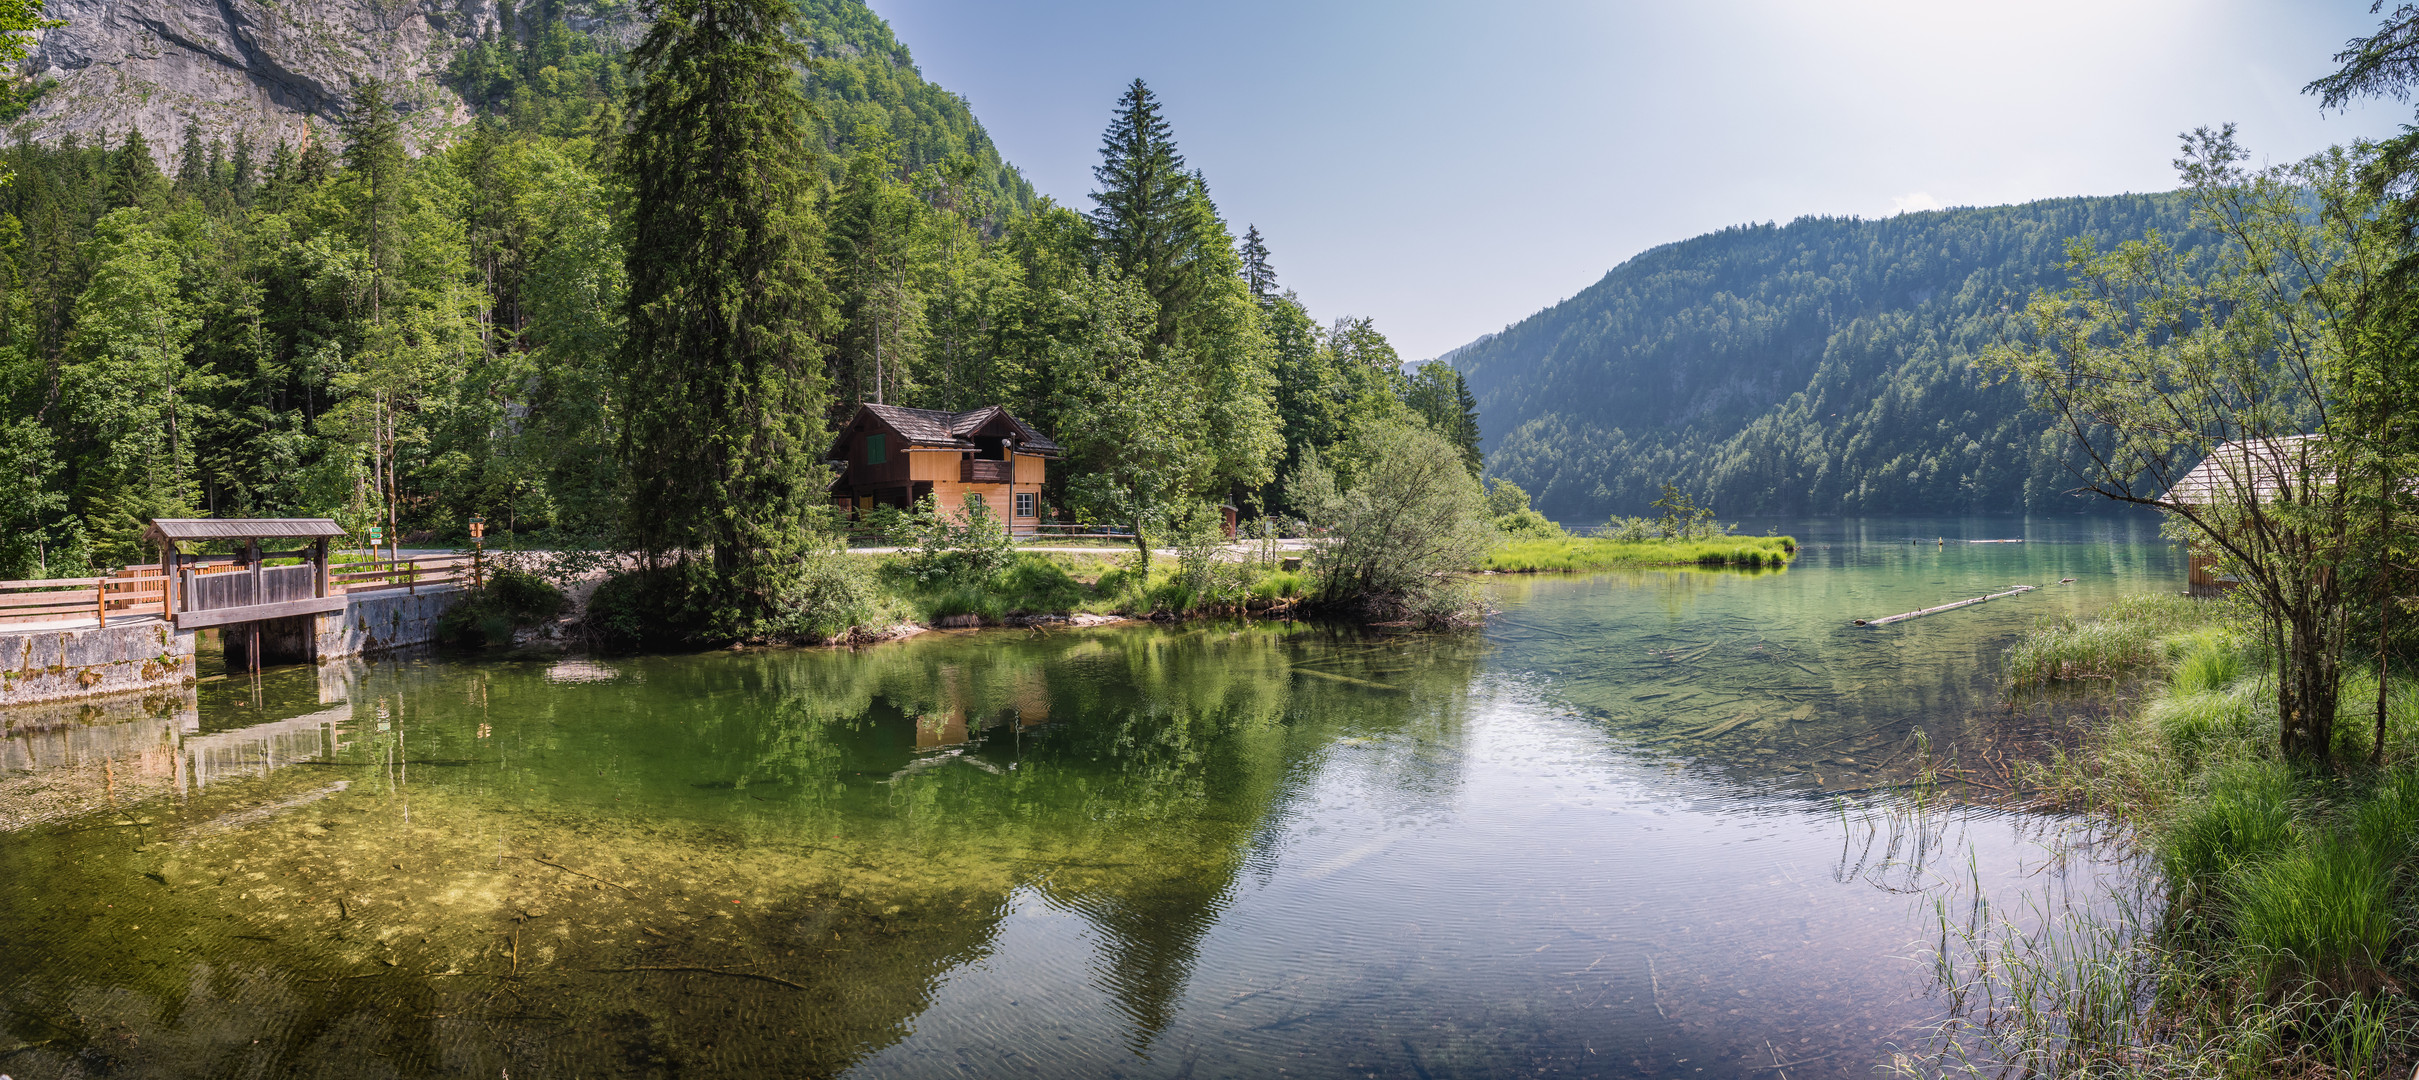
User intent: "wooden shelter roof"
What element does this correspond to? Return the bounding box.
[2164,435,2332,505]
[144,518,346,546]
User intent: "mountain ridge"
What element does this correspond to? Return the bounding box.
[1448,193,2217,521]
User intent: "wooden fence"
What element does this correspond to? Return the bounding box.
[0,554,476,629]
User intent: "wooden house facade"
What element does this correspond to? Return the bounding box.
[826,404,1060,530]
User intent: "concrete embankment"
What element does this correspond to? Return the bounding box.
[0,585,464,709]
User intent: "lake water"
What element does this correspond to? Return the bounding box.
[0,517,2178,1079]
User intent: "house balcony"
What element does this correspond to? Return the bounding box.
[962,458,1012,484]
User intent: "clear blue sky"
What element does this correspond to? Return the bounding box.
[867,0,2411,361]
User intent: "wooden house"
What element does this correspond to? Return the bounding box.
[826,404,1060,530]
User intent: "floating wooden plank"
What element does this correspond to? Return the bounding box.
[1854,585,2037,627]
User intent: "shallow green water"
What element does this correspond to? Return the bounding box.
[0,517,2175,1079]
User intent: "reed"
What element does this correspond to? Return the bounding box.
[2003,593,2227,689]
[1909,594,2419,1078]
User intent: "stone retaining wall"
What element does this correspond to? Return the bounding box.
[315,586,463,659]
[0,621,195,708]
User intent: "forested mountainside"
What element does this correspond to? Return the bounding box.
[14,0,1031,208]
[1452,195,2219,521]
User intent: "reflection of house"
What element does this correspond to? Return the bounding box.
[826,404,1060,530]
[2164,435,2330,594]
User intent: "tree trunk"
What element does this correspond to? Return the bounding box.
[2282,607,2343,764]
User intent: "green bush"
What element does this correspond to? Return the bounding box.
[1494,507,1564,540]
[767,548,891,642]
[437,568,568,647]
[584,564,704,648]
[1289,421,1494,627]
[897,493,1017,586]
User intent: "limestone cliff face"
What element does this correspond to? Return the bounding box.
[17,0,608,156]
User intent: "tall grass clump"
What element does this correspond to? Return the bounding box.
[2004,593,2227,690]
[1923,593,2419,1078]
[2228,836,2399,995]
[2162,760,2297,904]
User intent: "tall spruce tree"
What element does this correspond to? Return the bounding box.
[341,82,407,323]
[173,122,207,196]
[105,129,158,209]
[617,0,831,629]
[1240,224,1276,305]
[1089,79,1207,354]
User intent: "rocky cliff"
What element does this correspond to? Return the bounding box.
[16,0,629,154]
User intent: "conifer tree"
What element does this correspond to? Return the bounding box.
[228,135,256,206]
[173,122,207,195]
[105,129,158,209]
[1404,361,1484,477]
[1089,79,1205,353]
[1240,224,1276,305]
[827,127,925,408]
[261,140,298,210]
[617,0,831,627]
[341,81,407,322]
[296,128,335,186]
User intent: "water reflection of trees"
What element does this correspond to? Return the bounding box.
[0,622,1487,1076]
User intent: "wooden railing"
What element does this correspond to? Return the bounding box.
[0,554,475,629]
[961,458,1013,484]
[0,568,169,627]
[330,555,474,596]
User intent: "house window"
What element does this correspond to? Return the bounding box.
[865,433,885,464]
[1015,492,1036,518]
[968,492,987,513]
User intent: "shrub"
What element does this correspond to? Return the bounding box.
[1484,477,1531,518]
[585,565,684,648]
[437,568,568,647]
[1289,420,1494,628]
[766,547,891,642]
[896,493,1016,586]
[1494,507,1564,539]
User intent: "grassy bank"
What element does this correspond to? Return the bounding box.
[1478,534,1796,572]
[896,551,1310,626]
[1933,594,2419,1078]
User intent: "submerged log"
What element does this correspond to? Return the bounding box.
[1854,584,2037,627]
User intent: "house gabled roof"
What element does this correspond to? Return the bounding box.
[831,403,1063,458]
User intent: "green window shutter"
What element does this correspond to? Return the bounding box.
[866,433,886,464]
